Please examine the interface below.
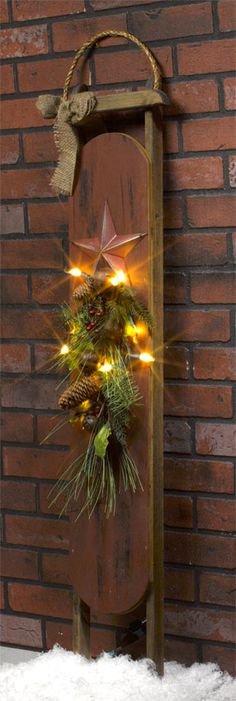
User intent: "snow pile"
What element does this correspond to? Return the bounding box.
[1,645,235,701]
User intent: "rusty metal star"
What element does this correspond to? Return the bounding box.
[72,201,147,277]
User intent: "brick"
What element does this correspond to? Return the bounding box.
[1,378,59,410]
[164,458,234,494]
[37,414,73,445]
[1,239,63,269]
[0,98,45,129]
[0,25,48,59]
[0,135,19,165]
[164,495,193,528]
[13,0,85,20]
[218,0,236,32]
[0,204,24,235]
[165,532,236,569]
[8,583,72,619]
[228,154,236,187]
[34,344,59,373]
[0,344,31,373]
[200,572,235,607]
[165,566,194,602]
[165,310,230,342]
[163,122,179,155]
[165,156,223,191]
[187,194,235,228]
[42,552,71,585]
[18,56,89,93]
[0,547,38,580]
[164,419,191,454]
[196,423,236,457]
[0,614,42,647]
[95,46,173,84]
[0,0,9,22]
[165,605,236,643]
[1,309,62,340]
[46,620,72,651]
[1,168,53,199]
[165,233,227,267]
[164,347,190,380]
[177,39,236,76]
[132,3,213,41]
[165,385,232,419]
[0,480,36,512]
[168,79,219,115]
[0,64,15,94]
[3,446,66,479]
[5,514,69,549]
[28,201,68,234]
[39,482,66,516]
[164,196,183,229]
[202,644,236,677]
[23,132,57,164]
[183,117,236,152]
[1,273,28,303]
[53,15,127,53]
[164,272,187,304]
[1,412,33,442]
[193,348,236,381]
[32,273,69,305]
[165,638,197,666]
[191,272,236,303]
[90,0,158,7]
[224,77,236,110]
[197,498,235,532]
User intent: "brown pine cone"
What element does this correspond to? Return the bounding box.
[73,279,94,301]
[59,373,99,410]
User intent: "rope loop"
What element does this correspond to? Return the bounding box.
[63,30,161,100]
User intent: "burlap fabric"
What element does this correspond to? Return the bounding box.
[36,92,97,196]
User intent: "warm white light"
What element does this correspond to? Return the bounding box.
[67,267,82,277]
[110,270,126,286]
[139,352,154,363]
[98,361,113,373]
[60,344,69,355]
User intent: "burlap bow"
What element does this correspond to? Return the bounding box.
[36,92,97,196]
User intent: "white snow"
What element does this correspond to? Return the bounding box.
[0,645,235,701]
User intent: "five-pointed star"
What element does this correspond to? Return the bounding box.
[72,201,147,277]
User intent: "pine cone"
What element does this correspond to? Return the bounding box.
[73,279,93,301]
[59,374,99,410]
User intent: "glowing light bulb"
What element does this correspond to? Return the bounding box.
[60,344,69,355]
[98,361,113,373]
[110,270,126,286]
[125,322,137,338]
[67,267,82,277]
[139,352,155,364]
[136,322,147,337]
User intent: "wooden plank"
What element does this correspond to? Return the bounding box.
[145,109,164,675]
[73,592,90,656]
[88,89,168,116]
[69,132,150,615]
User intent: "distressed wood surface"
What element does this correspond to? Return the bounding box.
[69,133,150,614]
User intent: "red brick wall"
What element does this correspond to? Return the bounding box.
[1,0,235,675]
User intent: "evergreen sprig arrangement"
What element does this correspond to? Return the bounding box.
[49,269,153,519]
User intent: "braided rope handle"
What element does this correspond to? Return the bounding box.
[63,30,161,100]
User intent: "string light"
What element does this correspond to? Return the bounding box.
[139,352,155,363]
[67,267,82,277]
[110,270,127,286]
[98,361,113,373]
[136,322,147,337]
[60,344,69,355]
[125,322,137,338]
